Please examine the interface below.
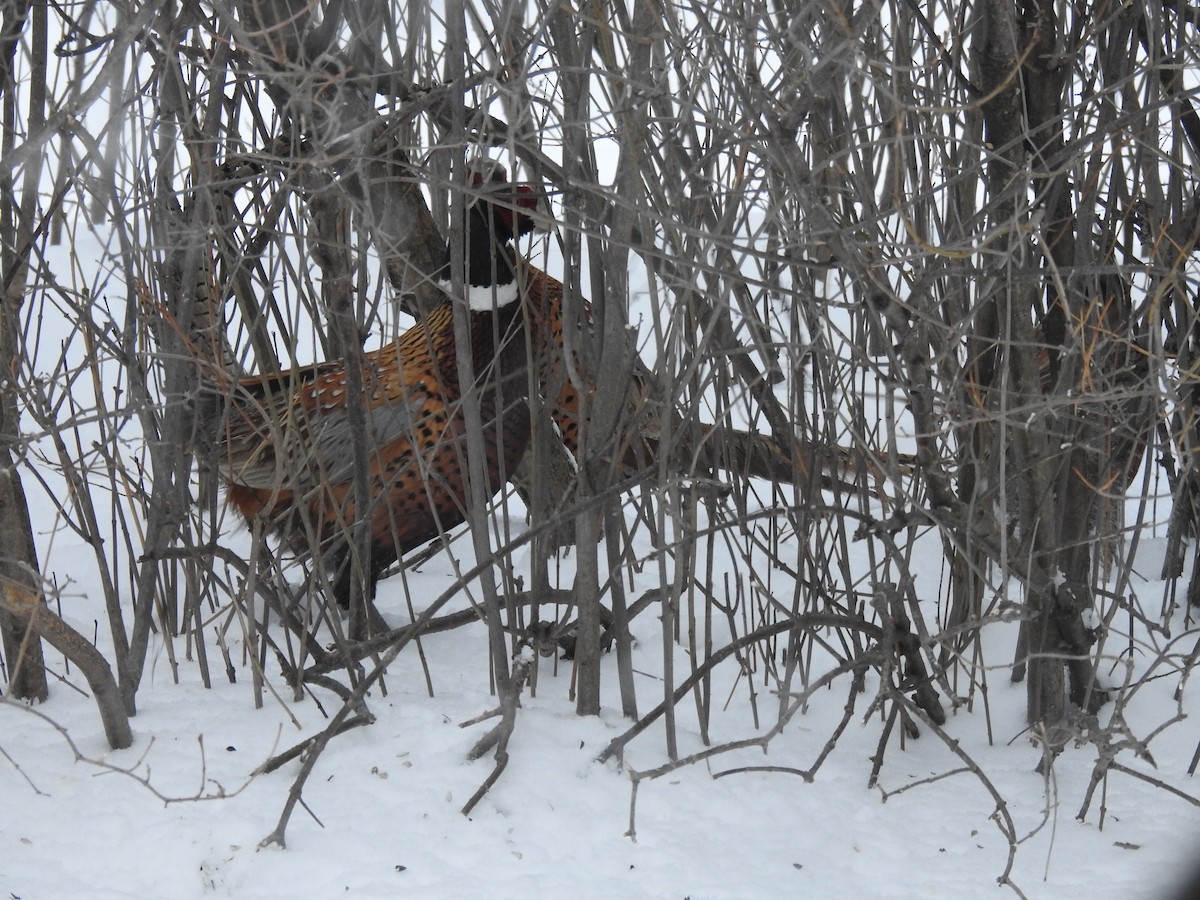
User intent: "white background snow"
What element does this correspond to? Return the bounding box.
[4,441,1200,898]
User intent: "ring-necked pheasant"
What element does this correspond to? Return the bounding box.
[216,171,540,608]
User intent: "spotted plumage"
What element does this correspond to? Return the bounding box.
[217,174,539,606]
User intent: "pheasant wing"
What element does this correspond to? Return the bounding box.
[219,355,431,491]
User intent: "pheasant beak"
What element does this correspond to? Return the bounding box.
[508,184,553,235]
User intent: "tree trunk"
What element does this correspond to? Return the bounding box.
[0,0,46,702]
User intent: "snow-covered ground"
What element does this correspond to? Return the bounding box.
[4,515,1200,899]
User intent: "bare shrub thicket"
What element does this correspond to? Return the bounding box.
[2,0,1199,879]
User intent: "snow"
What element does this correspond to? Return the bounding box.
[5,522,1200,899]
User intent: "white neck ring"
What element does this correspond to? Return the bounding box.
[437,278,520,311]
